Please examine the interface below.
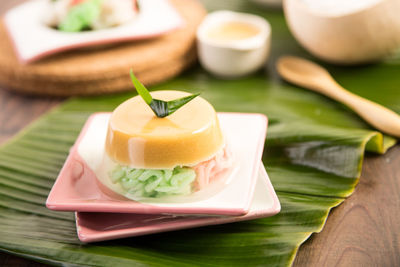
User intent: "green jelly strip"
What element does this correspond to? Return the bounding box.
[58,0,103,32]
[110,165,196,198]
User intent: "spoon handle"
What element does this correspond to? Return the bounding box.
[322,79,400,138]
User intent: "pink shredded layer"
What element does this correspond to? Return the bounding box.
[193,145,233,190]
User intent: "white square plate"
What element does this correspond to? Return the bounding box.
[46,112,268,216]
[4,0,184,63]
[75,164,280,242]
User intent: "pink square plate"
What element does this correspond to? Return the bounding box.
[4,0,183,63]
[46,112,268,216]
[76,164,280,242]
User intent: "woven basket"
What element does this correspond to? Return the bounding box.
[0,0,206,96]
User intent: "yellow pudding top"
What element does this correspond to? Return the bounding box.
[105,90,224,169]
[206,21,260,42]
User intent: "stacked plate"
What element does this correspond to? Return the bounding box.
[46,112,280,242]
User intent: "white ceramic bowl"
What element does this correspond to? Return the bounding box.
[197,11,271,78]
[284,0,400,65]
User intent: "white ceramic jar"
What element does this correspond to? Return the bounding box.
[284,0,400,65]
[197,11,271,78]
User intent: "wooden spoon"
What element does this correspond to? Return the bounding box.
[277,56,400,138]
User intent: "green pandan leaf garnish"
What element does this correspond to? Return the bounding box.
[130,69,200,118]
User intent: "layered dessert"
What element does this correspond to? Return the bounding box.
[98,85,233,200]
[43,0,139,32]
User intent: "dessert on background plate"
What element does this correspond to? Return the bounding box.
[4,0,183,63]
[46,72,274,216]
[43,0,139,32]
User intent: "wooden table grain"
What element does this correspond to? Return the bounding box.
[0,2,399,267]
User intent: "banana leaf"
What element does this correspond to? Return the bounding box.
[0,1,399,266]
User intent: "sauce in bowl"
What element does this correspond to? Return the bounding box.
[196,11,271,78]
[206,21,261,42]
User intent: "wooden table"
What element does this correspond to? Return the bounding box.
[1,3,399,267]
